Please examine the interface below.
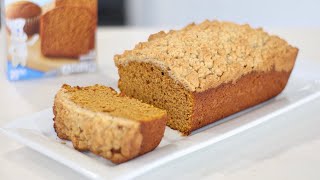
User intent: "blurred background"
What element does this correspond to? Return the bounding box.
[126,0,320,28]
[1,0,320,28]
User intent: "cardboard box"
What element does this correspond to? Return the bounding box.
[2,0,97,81]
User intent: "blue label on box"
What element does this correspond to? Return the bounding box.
[7,62,44,81]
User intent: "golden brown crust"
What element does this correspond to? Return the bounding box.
[53,85,167,164]
[139,115,167,155]
[40,7,96,58]
[115,20,298,92]
[189,70,292,134]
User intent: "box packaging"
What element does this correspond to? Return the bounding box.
[1,0,97,81]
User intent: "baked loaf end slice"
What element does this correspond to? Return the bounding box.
[53,84,167,163]
[115,20,299,135]
[40,7,96,58]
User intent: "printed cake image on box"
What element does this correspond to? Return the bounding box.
[2,0,97,80]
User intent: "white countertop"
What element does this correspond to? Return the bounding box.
[0,27,319,180]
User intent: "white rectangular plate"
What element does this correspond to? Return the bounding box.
[1,61,320,180]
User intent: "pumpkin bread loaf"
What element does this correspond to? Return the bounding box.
[53,84,167,164]
[115,20,299,135]
[40,7,96,58]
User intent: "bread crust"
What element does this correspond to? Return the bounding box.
[188,47,298,133]
[189,70,291,133]
[53,85,167,164]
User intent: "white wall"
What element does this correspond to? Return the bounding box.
[126,0,320,28]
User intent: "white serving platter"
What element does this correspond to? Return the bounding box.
[1,61,320,180]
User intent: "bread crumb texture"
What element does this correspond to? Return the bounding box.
[115,20,298,92]
[65,84,165,121]
[53,84,167,163]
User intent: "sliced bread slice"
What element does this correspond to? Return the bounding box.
[53,84,167,163]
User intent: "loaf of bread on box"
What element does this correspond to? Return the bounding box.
[40,6,96,58]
